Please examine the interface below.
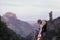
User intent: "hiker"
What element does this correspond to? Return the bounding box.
[37,20,47,40]
[37,19,43,40]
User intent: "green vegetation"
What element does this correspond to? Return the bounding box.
[0,16,25,40]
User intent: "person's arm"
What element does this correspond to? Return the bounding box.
[37,24,43,38]
[40,24,43,34]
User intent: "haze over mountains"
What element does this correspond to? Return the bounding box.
[1,12,34,37]
[1,12,60,40]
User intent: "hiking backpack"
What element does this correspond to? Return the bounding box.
[42,21,47,32]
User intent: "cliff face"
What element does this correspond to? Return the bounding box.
[43,16,60,40]
[1,12,60,40]
[47,16,60,31]
[28,16,60,40]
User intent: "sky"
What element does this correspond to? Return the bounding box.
[0,0,60,22]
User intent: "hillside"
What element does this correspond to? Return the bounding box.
[0,16,25,40]
[1,12,60,40]
[1,12,33,37]
[27,16,60,40]
[43,16,60,40]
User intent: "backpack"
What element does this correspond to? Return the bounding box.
[42,21,47,32]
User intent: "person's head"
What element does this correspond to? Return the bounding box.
[37,19,42,24]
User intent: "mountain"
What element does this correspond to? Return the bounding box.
[0,16,25,40]
[1,12,33,37]
[28,16,60,40]
[43,16,60,40]
[29,16,60,31]
[2,12,60,40]
[47,16,60,31]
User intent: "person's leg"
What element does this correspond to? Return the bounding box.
[41,32,43,40]
[41,32,43,37]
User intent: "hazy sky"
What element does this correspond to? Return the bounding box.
[0,0,60,22]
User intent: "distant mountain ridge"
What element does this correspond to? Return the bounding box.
[0,16,25,40]
[1,12,60,40]
[2,12,34,37]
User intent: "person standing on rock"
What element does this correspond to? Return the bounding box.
[37,19,47,40]
[37,19,43,40]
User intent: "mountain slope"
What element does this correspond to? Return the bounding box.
[27,16,60,40]
[2,12,33,37]
[0,16,25,40]
[43,16,60,40]
[47,16,60,31]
